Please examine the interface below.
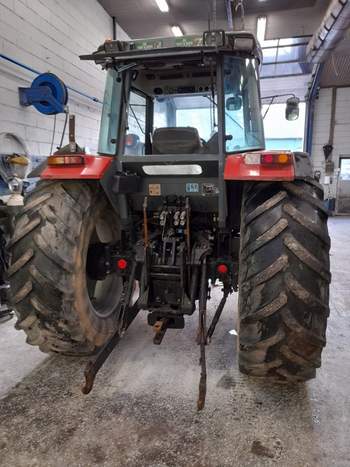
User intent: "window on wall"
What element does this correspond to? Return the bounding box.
[340,158,350,181]
[262,102,306,152]
[260,36,313,79]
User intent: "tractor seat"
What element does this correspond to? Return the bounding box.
[201,132,218,154]
[152,127,202,154]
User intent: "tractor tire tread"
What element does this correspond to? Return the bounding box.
[9,181,98,355]
[238,179,330,382]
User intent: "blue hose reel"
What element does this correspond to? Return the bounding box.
[19,73,68,115]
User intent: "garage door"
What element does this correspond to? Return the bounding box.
[337,157,350,214]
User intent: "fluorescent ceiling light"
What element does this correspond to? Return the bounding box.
[257,16,267,44]
[155,0,169,12]
[171,25,183,37]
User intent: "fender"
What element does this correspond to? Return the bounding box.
[40,154,113,180]
[224,151,295,181]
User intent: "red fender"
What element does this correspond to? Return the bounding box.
[41,155,112,180]
[224,153,295,181]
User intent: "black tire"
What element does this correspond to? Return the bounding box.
[238,179,331,382]
[8,181,124,355]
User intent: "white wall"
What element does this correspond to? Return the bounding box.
[311,87,350,198]
[0,0,128,159]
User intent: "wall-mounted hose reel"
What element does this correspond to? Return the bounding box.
[18,72,68,115]
[18,73,83,156]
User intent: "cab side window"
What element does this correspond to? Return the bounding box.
[125,91,146,155]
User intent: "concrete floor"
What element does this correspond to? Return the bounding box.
[0,217,349,467]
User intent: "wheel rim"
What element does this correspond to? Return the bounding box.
[86,217,123,319]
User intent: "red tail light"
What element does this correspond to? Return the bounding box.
[217,264,228,275]
[261,153,292,165]
[244,152,293,166]
[117,259,128,270]
[261,153,274,164]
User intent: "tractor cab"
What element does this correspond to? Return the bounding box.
[92,31,265,159]
[80,31,265,231]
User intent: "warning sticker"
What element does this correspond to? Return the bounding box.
[149,184,161,196]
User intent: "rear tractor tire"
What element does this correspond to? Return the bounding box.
[238,179,331,382]
[8,181,124,355]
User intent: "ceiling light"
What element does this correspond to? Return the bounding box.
[171,25,183,37]
[257,16,267,44]
[155,0,169,12]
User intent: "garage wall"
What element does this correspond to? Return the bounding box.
[311,86,350,198]
[0,0,128,159]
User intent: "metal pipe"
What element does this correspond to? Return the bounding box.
[305,63,324,154]
[0,53,102,104]
[197,259,208,411]
[216,56,227,229]
[190,265,199,305]
[206,289,229,342]
[143,196,149,248]
[329,87,337,146]
[306,0,350,63]
[112,16,117,40]
[225,0,233,30]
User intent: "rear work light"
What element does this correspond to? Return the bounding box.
[217,263,228,275]
[244,152,292,166]
[48,155,85,166]
[203,30,225,47]
[233,37,255,51]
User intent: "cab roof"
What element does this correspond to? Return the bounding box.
[80,30,262,67]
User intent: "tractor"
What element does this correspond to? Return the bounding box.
[8,30,330,409]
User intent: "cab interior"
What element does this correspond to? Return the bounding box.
[123,56,220,156]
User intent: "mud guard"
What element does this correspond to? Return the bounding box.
[38,155,112,180]
[224,153,295,181]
